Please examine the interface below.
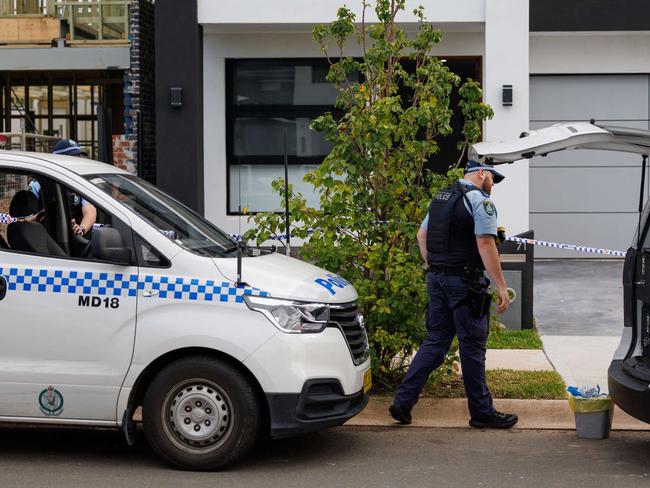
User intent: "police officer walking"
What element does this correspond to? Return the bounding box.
[389,160,518,429]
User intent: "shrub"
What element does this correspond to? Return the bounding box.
[244,0,493,386]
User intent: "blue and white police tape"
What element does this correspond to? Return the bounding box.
[0,213,16,224]
[231,228,628,257]
[3,213,625,257]
[505,236,627,257]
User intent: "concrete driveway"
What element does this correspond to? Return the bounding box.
[534,259,625,391]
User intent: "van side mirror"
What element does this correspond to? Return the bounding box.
[91,226,134,266]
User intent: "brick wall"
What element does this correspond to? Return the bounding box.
[112,135,137,174]
[124,0,156,181]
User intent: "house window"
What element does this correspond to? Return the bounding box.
[226,59,356,214]
[225,57,479,214]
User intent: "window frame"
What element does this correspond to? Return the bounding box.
[224,56,482,215]
[133,232,172,269]
[226,58,347,215]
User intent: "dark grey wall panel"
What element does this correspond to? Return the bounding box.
[155,0,204,213]
[531,0,650,32]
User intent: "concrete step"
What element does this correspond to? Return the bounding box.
[486,349,554,371]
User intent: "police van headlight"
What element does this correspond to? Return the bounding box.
[244,296,330,333]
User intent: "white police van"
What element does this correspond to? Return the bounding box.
[471,122,650,425]
[0,151,371,470]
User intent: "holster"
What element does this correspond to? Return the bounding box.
[466,282,492,317]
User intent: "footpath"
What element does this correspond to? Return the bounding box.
[348,348,648,430]
[346,260,650,431]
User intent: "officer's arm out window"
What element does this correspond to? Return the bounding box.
[86,174,239,258]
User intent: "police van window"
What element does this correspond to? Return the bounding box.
[0,173,32,247]
[134,234,170,268]
[0,169,136,265]
[0,171,67,258]
[638,200,650,249]
[59,185,136,265]
[86,174,238,258]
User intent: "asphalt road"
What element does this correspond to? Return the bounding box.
[1,426,649,487]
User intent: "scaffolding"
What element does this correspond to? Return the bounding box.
[0,130,59,152]
[0,0,130,41]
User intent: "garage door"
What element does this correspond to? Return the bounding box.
[530,75,650,258]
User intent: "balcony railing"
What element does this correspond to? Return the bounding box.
[0,0,130,41]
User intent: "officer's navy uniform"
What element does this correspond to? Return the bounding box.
[393,177,499,420]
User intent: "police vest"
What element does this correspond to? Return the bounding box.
[426,181,484,269]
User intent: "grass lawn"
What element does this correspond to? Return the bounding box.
[424,369,566,400]
[487,328,543,349]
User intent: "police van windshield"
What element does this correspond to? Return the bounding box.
[86,174,238,257]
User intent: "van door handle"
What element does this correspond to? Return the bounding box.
[0,276,6,301]
[142,289,159,297]
[635,280,645,286]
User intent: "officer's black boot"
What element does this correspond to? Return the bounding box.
[389,404,412,425]
[469,411,518,429]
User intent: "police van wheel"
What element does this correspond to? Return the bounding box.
[143,356,261,470]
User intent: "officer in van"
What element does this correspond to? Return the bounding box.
[389,160,518,429]
[29,139,97,237]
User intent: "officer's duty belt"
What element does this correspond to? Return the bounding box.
[427,264,483,279]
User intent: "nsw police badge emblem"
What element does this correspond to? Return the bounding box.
[38,385,64,416]
[483,200,495,216]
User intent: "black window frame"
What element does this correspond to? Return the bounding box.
[225,56,481,215]
[226,58,347,215]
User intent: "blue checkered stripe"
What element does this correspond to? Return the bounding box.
[0,267,269,303]
[139,275,269,302]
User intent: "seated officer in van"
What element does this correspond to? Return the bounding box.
[7,190,66,257]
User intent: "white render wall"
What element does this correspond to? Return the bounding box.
[199,1,650,250]
[198,0,485,26]
[200,0,534,237]
[483,0,530,235]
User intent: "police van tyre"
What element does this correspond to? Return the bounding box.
[143,356,261,470]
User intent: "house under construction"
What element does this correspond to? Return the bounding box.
[0,0,155,181]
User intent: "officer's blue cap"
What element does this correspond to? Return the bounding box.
[464,160,505,183]
[52,139,86,156]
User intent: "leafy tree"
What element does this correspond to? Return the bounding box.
[244,0,493,387]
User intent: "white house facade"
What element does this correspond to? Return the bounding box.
[154,0,650,257]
